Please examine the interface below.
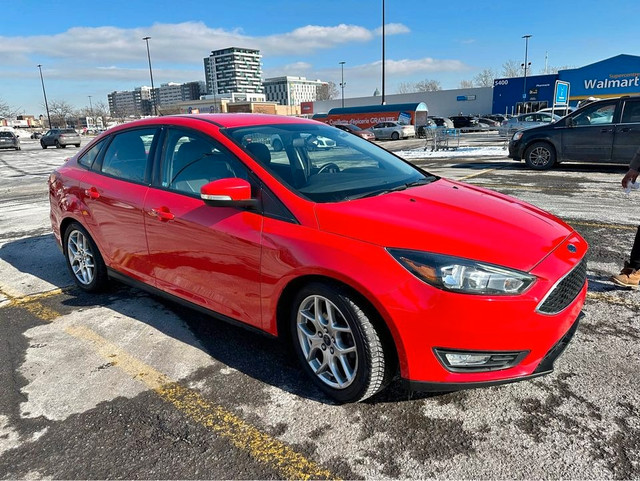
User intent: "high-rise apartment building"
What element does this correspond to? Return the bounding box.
[155,81,205,105]
[204,47,263,96]
[263,76,327,106]
[108,86,152,117]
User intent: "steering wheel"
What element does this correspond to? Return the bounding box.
[317,162,340,174]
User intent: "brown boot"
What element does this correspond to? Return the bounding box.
[611,262,640,288]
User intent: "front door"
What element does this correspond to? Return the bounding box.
[144,128,263,327]
[561,100,617,162]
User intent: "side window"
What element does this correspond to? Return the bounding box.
[101,129,156,183]
[77,139,105,168]
[621,101,640,124]
[161,129,248,195]
[573,102,616,126]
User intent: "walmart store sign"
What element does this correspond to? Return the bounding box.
[583,73,640,91]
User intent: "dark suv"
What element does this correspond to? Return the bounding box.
[508,96,640,169]
[40,128,81,149]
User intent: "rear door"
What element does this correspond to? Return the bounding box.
[612,98,640,163]
[561,100,617,162]
[79,127,159,284]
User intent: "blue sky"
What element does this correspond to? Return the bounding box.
[3,0,639,116]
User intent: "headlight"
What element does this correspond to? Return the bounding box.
[387,249,535,295]
[512,131,523,142]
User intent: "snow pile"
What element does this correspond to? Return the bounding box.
[396,146,509,159]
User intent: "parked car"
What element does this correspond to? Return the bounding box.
[0,131,20,150]
[40,128,81,149]
[428,116,454,129]
[498,112,560,137]
[537,106,577,118]
[369,121,415,140]
[333,123,375,141]
[449,116,479,129]
[509,96,640,169]
[476,117,500,129]
[49,114,587,402]
[30,131,43,139]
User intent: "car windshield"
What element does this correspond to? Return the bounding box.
[225,123,436,203]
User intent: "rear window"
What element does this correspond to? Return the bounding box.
[62,129,77,134]
[0,132,14,138]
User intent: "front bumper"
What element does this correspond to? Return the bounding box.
[508,139,523,160]
[404,311,583,392]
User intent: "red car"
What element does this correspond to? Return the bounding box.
[49,114,587,403]
[332,122,375,141]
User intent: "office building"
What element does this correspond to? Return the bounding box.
[263,76,326,106]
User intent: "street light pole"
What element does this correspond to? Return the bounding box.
[522,34,532,113]
[142,36,157,116]
[339,61,346,108]
[37,64,52,129]
[88,95,93,129]
[381,0,386,105]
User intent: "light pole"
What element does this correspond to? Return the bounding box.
[37,64,52,129]
[88,95,93,127]
[381,0,386,105]
[339,61,346,108]
[521,34,532,113]
[142,36,157,116]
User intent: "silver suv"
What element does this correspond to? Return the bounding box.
[40,128,81,149]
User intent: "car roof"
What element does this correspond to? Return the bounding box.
[106,114,320,132]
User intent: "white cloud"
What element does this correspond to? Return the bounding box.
[374,23,411,35]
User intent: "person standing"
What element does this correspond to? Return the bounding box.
[611,147,640,288]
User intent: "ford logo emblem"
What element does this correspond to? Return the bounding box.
[567,244,577,253]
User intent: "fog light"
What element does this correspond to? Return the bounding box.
[445,353,492,366]
[434,348,529,372]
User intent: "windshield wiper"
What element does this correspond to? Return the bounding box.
[347,177,435,200]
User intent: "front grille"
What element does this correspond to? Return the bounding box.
[537,258,587,314]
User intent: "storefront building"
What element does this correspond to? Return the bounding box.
[492,54,640,114]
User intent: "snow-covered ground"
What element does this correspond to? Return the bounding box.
[396,146,509,160]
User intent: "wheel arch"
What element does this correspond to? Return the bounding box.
[275,274,400,377]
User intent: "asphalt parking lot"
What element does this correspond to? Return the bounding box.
[0,134,638,479]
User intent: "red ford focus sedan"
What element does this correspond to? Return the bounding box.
[49,114,587,403]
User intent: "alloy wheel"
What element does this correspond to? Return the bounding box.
[67,229,96,285]
[296,295,358,389]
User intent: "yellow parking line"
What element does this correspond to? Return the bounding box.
[570,221,637,231]
[587,292,640,308]
[456,168,498,180]
[65,324,336,481]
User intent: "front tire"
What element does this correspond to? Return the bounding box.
[391,131,400,140]
[524,141,556,170]
[290,282,389,403]
[41,142,47,149]
[64,222,108,292]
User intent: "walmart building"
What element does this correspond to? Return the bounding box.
[492,54,640,114]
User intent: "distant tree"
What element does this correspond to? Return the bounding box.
[473,68,497,87]
[501,59,522,78]
[48,100,74,127]
[316,81,339,101]
[542,65,574,74]
[0,98,20,119]
[92,100,110,118]
[396,82,417,94]
[415,79,442,92]
[459,80,474,89]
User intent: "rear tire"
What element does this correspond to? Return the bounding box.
[524,141,556,170]
[290,282,389,403]
[55,140,61,148]
[64,222,108,292]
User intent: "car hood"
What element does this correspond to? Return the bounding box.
[314,179,574,272]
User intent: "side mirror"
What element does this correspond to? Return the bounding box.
[200,178,260,210]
